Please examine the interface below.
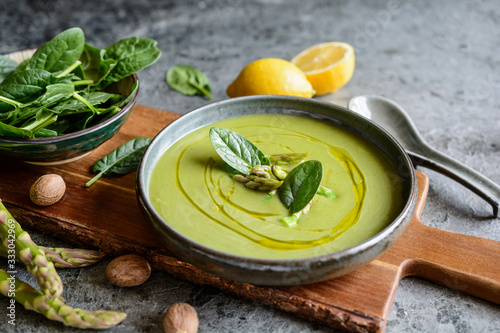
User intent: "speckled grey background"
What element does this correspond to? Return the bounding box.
[1,0,499,332]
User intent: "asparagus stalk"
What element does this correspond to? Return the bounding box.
[268,153,310,165]
[1,243,105,268]
[250,165,272,179]
[41,247,105,268]
[0,269,126,329]
[0,200,63,298]
[262,189,277,203]
[281,201,313,227]
[317,185,337,199]
[232,174,283,192]
[271,165,289,180]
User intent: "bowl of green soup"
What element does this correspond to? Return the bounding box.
[137,95,417,285]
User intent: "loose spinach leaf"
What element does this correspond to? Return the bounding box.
[27,27,85,74]
[278,160,323,214]
[209,127,270,174]
[0,55,19,82]
[166,64,212,99]
[86,137,151,187]
[99,37,161,89]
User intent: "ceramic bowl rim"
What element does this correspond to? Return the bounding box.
[137,95,417,271]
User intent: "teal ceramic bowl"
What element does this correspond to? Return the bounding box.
[137,96,417,286]
[0,49,138,165]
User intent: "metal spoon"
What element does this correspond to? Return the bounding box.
[348,94,500,217]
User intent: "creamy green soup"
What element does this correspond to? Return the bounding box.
[149,114,404,259]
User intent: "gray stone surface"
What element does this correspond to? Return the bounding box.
[1,0,499,332]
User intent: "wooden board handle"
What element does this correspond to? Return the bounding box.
[401,220,500,304]
[383,172,500,305]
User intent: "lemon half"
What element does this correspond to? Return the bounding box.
[226,58,315,98]
[291,42,355,95]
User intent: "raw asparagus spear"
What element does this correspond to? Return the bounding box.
[0,269,126,329]
[41,247,105,268]
[0,200,63,298]
[0,243,105,268]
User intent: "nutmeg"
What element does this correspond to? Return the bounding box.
[105,254,151,287]
[29,174,66,206]
[163,303,199,333]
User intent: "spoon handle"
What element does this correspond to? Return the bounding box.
[408,146,500,217]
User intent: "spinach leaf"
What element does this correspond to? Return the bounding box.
[45,115,80,135]
[52,91,121,114]
[0,69,57,112]
[8,105,47,127]
[0,55,19,82]
[21,108,58,135]
[33,128,58,138]
[27,27,85,74]
[0,120,31,138]
[33,83,75,106]
[0,69,57,101]
[13,59,30,74]
[79,43,116,85]
[209,127,270,175]
[166,64,212,99]
[86,137,151,187]
[99,37,161,89]
[278,160,323,214]
[0,28,161,139]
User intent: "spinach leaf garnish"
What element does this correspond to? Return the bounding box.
[85,137,151,187]
[278,160,323,214]
[209,127,270,174]
[166,65,213,99]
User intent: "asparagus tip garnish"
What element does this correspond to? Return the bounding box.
[317,185,337,199]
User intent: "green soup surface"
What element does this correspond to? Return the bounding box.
[149,114,404,259]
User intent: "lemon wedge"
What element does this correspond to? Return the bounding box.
[226,58,315,98]
[291,42,355,95]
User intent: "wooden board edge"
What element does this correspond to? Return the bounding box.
[151,256,385,333]
[7,202,385,332]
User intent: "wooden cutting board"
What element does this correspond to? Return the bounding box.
[1,105,499,332]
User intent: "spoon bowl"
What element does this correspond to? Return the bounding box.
[348,94,500,217]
